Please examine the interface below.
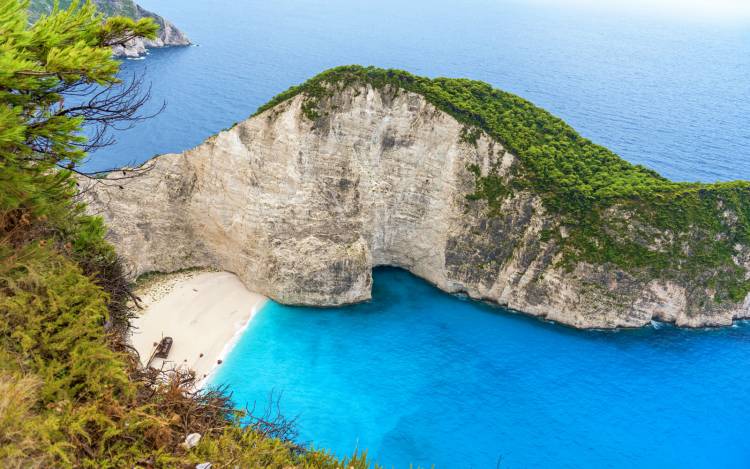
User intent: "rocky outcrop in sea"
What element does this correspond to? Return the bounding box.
[111,3,190,58]
[28,0,190,57]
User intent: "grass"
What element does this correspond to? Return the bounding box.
[0,240,386,467]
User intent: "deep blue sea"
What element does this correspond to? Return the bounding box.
[92,0,750,182]
[99,0,750,467]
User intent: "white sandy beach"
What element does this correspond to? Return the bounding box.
[129,270,266,383]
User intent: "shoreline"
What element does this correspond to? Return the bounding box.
[201,296,267,387]
[128,269,267,384]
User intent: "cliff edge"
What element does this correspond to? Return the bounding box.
[82,66,750,328]
[29,0,190,57]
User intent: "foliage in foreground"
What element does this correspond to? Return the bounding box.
[257,65,750,304]
[0,244,380,468]
[0,2,384,467]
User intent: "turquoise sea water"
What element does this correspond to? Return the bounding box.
[213,269,750,468]
[89,0,750,466]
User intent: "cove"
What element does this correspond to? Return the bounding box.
[211,268,750,468]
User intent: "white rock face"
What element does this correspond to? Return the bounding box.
[182,433,201,450]
[82,85,750,328]
[111,4,190,58]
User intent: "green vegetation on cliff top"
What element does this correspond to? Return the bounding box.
[258,65,750,303]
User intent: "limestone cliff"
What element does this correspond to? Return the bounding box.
[81,67,750,329]
[110,3,190,58]
[29,0,190,57]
